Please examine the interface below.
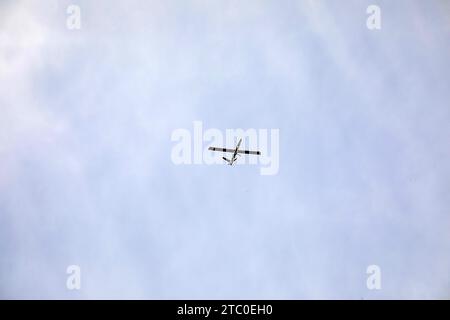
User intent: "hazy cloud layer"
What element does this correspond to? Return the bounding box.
[1,0,449,298]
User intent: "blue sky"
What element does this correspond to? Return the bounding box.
[0,0,449,299]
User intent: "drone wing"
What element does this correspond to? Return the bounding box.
[208,146,261,155]
[208,147,236,153]
[237,150,261,155]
